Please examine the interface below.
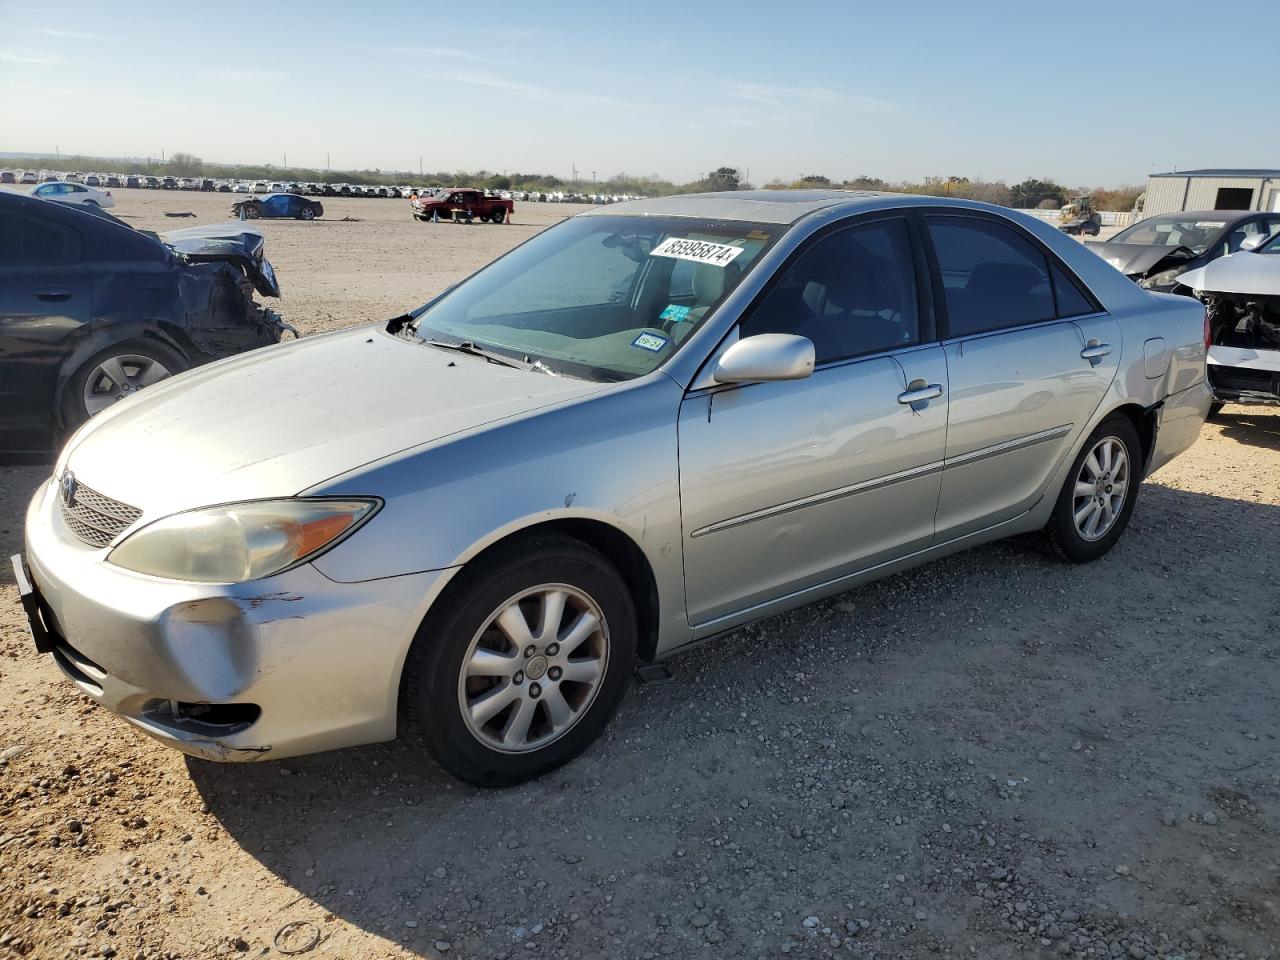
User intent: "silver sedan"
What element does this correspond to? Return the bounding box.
[15,191,1212,786]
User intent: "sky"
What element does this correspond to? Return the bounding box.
[1,0,1274,187]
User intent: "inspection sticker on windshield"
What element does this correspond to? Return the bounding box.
[650,237,745,268]
[631,332,668,352]
[660,304,691,323]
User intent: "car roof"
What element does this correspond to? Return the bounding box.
[604,189,1106,226]
[0,191,166,261]
[584,189,905,225]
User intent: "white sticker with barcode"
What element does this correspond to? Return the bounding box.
[650,237,745,267]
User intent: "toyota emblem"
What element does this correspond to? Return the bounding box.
[59,471,78,508]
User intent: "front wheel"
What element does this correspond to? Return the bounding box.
[242,204,261,219]
[62,339,187,430]
[401,534,637,786]
[1041,416,1142,563]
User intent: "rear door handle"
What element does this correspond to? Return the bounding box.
[1081,340,1112,364]
[898,383,944,405]
[37,291,71,302]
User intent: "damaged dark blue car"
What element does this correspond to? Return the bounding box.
[0,192,296,454]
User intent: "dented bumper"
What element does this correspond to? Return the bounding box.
[22,480,444,762]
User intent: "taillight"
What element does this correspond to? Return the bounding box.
[1203,309,1212,351]
[105,191,112,197]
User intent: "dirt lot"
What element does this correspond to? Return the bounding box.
[1,190,1277,960]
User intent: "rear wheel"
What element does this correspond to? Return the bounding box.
[1041,415,1142,563]
[299,206,315,220]
[63,340,187,430]
[401,534,636,787]
[490,208,507,223]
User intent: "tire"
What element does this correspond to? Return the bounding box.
[62,339,188,431]
[490,208,506,223]
[299,207,315,221]
[243,204,261,219]
[1206,402,1225,422]
[1041,415,1142,563]
[401,534,637,787]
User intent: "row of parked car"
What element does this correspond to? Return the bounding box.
[1,170,645,205]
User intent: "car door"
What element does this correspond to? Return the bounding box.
[924,214,1120,540]
[262,195,291,217]
[0,210,90,450]
[678,216,949,629]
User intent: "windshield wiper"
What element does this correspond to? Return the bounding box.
[528,359,561,377]
[423,338,526,370]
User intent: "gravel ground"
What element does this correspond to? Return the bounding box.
[0,190,1277,960]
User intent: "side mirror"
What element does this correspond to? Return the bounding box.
[713,333,815,385]
[1240,234,1266,251]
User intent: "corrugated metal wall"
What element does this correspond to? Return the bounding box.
[1142,177,1188,217]
[1142,175,1277,217]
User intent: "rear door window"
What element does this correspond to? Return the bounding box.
[22,217,79,262]
[1049,263,1097,318]
[927,216,1055,337]
[0,213,20,260]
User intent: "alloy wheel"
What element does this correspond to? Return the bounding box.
[457,584,609,754]
[1072,436,1129,541]
[82,354,173,416]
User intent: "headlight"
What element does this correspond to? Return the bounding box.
[108,498,379,583]
[1139,268,1184,289]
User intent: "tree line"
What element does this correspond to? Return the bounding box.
[4,154,1143,211]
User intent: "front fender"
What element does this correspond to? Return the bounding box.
[306,376,690,646]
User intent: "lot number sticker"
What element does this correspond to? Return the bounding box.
[631,332,669,352]
[650,237,745,268]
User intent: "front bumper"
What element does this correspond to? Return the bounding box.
[22,480,450,761]
[1208,345,1280,406]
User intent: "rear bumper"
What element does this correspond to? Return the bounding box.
[1148,379,1212,476]
[23,480,447,762]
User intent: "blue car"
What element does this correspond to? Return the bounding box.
[231,193,323,220]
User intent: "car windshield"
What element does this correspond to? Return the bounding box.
[1109,217,1228,255]
[1257,232,1280,254]
[409,214,778,381]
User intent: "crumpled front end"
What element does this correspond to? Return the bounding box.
[1181,255,1280,406]
[22,478,448,762]
[174,260,297,360]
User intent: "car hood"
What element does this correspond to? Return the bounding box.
[1177,252,1280,298]
[60,327,606,520]
[1085,241,1197,278]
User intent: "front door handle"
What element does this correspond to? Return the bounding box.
[1081,339,1112,364]
[37,291,71,302]
[898,382,943,405]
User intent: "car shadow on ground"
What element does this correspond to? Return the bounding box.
[182,479,1280,957]
[1217,407,1280,452]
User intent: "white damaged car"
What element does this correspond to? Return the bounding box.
[1179,231,1280,416]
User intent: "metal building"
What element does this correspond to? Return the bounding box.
[1141,169,1280,218]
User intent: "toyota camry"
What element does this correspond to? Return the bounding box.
[15,191,1211,786]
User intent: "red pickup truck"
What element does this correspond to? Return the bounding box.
[410,188,513,224]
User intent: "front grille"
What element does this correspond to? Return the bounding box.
[58,481,142,548]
